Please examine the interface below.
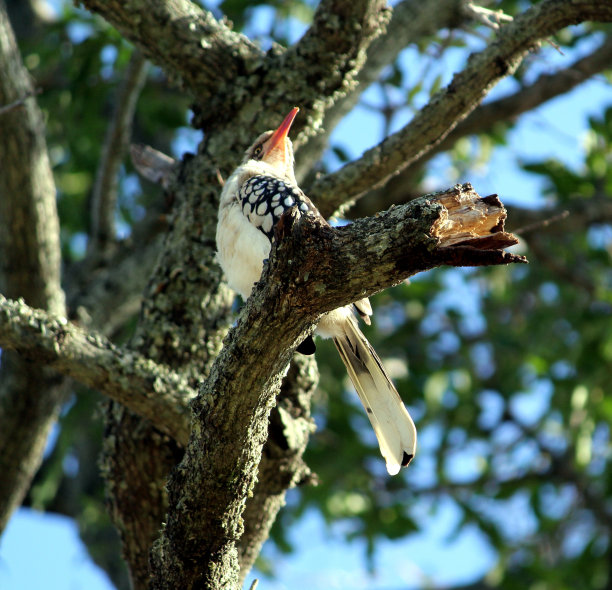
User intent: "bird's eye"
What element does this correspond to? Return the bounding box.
[253,145,263,159]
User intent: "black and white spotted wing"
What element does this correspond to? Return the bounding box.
[239,175,320,241]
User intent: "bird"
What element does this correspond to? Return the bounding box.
[216,107,417,475]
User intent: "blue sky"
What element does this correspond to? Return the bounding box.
[1,4,610,590]
[1,499,495,590]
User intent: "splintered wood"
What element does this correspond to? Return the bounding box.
[429,183,519,250]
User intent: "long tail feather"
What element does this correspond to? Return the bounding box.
[333,318,417,475]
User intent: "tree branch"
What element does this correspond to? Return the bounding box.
[0,4,64,313]
[462,1,513,30]
[80,0,262,101]
[415,34,612,178]
[0,294,194,445]
[351,34,612,216]
[89,49,148,256]
[277,0,391,109]
[237,355,318,584]
[68,144,175,338]
[188,0,393,149]
[309,0,612,217]
[507,192,612,235]
[149,184,524,589]
[0,0,67,533]
[452,34,612,139]
[296,0,466,180]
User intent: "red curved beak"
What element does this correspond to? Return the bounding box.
[265,107,299,156]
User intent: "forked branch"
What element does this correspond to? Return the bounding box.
[149,183,525,589]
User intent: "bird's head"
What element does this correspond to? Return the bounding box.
[243,107,299,184]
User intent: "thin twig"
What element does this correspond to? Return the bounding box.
[0,89,40,116]
[89,50,148,256]
[513,210,569,235]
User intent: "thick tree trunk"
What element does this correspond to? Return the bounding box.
[0,0,66,533]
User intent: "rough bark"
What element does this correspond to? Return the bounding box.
[78,0,262,105]
[101,406,183,590]
[0,294,195,444]
[238,355,318,585]
[0,0,66,533]
[100,155,234,589]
